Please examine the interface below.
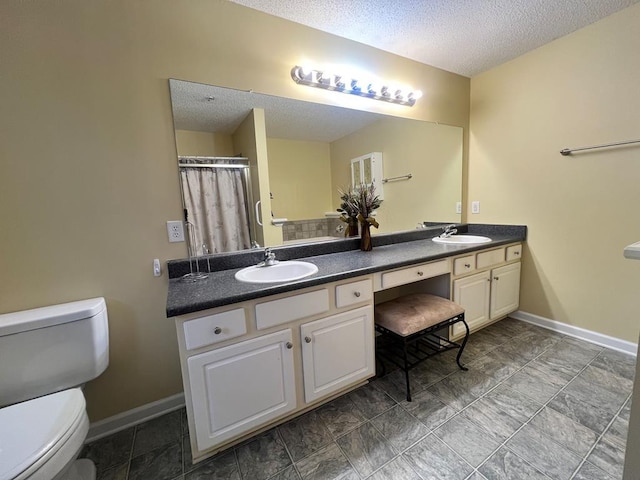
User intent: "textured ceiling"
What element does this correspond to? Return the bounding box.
[170,79,387,142]
[230,0,639,77]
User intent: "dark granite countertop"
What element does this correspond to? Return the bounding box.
[166,224,526,317]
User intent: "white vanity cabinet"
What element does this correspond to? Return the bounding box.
[175,276,375,463]
[301,306,374,403]
[186,329,296,451]
[490,262,522,318]
[451,244,522,337]
[452,270,491,336]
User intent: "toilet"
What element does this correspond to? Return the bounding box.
[0,298,109,480]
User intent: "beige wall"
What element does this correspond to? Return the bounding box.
[1,0,469,420]
[267,138,333,221]
[469,4,640,343]
[330,118,463,233]
[174,130,235,157]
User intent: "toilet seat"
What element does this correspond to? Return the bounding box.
[0,388,88,480]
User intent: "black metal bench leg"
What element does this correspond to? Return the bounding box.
[455,315,470,372]
[402,338,412,402]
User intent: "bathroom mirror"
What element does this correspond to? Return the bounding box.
[169,79,463,254]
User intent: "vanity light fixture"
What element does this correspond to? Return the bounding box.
[291,65,422,107]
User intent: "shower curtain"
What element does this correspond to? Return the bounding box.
[180,159,251,254]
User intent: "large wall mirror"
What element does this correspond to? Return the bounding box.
[169,79,463,255]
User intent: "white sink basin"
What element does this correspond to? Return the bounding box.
[432,235,492,245]
[235,261,319,283]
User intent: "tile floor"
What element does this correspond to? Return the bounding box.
[80,318,636,480]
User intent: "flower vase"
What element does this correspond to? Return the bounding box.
[360,221,372,251]
[346,219,359,237]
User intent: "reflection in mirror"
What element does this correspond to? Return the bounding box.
[169,79,463,254]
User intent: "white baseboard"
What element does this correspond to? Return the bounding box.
[511,310,638,356]
[86,392,185,443]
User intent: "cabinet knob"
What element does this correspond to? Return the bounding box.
[464,263,471,268]
[417,271,424,276]
[286,342,293,349]
[305,336,312,343]
[494,276,499,281]
[514,251,520,256]
[354,291,361,298]
[213,327,222,335]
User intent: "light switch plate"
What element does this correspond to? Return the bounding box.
[153,258,162,277]
[471,201,480,214]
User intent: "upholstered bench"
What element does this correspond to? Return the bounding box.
[374,293,469,401]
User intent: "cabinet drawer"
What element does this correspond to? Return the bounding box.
[506,244,522,262]
[453,255,476,276]
[336,279,373,308]
[476,248,505,269]
[255,289,329,330]
[381,259,449,289]
[183,308,247,351]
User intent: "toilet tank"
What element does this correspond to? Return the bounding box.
[0,297,109,407]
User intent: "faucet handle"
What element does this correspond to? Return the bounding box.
[441,224,458,238]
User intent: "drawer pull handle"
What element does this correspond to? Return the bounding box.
[514,251,520,256]
[417,271,424,276]
[213,327,222,335]
[464,263,471,268]
[305,336,312,343]
[354,291,361,298]
[286,342,293,349]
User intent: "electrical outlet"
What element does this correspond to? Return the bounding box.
[471,201,480,214]
[456,202,462,214]
[166,221,185,242]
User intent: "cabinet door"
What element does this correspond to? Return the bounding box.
[490,262,521,319]
[187,329,296,452]
[300,306,374,403]
[452,271,491,337]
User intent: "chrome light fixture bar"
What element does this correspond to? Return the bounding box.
[291,65,422,107]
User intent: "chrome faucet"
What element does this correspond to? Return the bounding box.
[440,224,458,238]
[260,248,278,267]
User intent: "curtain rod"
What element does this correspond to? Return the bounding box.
[179,163,249,169]
[178,155,249,169]
[560,139,640,156]
[178,156,249,161]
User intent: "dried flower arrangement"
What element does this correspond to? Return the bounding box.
[337,183,382,250]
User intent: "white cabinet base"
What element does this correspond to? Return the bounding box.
[301,306,374,403]
[187,329,296,451]
[452,271,491,337]
[451,244,522,338]
[490,262,521,319]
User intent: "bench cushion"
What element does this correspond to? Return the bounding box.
[375,293,464,337]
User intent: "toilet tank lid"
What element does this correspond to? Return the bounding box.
[0,297,106,337]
